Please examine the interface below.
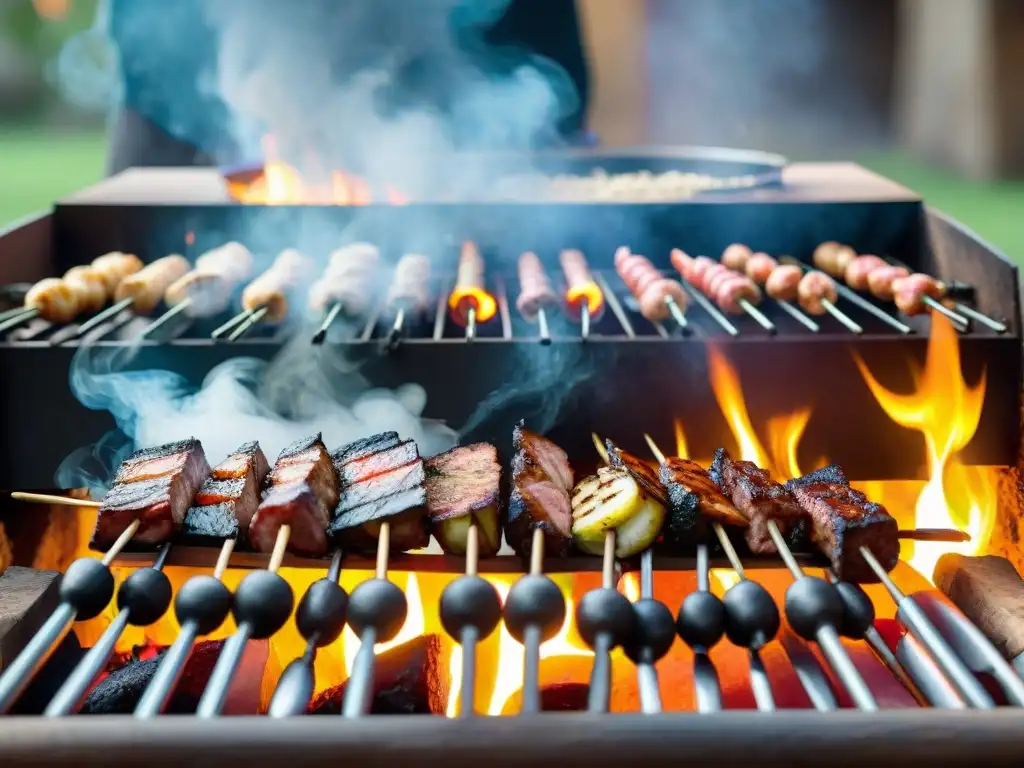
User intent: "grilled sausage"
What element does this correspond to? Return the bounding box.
[797,271,838,315]
[388,253,432,316]
[745,252,778,284]
[560,249,602,319]
[814,241,857,278]
[114,254,191,315]
[516,251,558,321]
[242,249,313,322]
[892,273,943,316]
[194,242,254,284]
[310,243,382,317]
[447,241,493,325]
[722,243,753,272]
[716,276,762,315]
[25,278,79,323]
[91,252,144,294]
[844,255,888,292]
[866,265,910,302]
[764,264,803,301]
[638,279,689,322]
[62,265,107,315]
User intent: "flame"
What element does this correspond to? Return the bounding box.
[621,573,641,602]
[226,135,408,206]
[854,314,997,581]
[565,282,605,318]
[710,569,743,595]
[706,346,815,479]
[448,287,498,325]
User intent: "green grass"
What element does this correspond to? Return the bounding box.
[0,129,1022,265]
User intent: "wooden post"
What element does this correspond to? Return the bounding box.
[0,566,61,671]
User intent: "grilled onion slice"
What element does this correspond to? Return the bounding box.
[571,467,666,558]
[434,504,501,556]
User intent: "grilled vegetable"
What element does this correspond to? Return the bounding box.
[434,505,502,556]
[571,467,666,558]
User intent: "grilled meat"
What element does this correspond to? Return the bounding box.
[92,439,209,549]
[248,434,339,558]
[786,465,899,583]
[709,448,806,554]
[328,432,429,553]
[506,423,574,558]
[425,443,502,556]
[571,467,665,558]
[658,457,747,545]
[606,441,668,506]
[181,442,270,544]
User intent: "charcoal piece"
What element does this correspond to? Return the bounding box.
[309,633,450,715]
[540,682,590,711]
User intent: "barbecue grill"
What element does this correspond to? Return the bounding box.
[1,150,1024,767]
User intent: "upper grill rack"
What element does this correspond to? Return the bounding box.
[0,266,1006,349]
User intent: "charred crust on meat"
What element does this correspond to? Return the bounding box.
[606,440,668,507]
[424,443,502,522]
[331,432,401,465]
[277,433,326,461]
[784,464,849,490]
[180,502,240,543]
[505,422,574,558]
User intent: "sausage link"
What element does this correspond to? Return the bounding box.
[25,278,79,323]
[764,264,803,301]
[114,254,191,315]
[195,242,254,283]
[388,253,432,316]
[866,265,910,302]
[560,249,602,318]
[447,241,496,325]
[892,274,943,316]
[844,255,888,292]
[516,252,558,321]
[797,271,838,315]
[745,252,778,284]
[62,266,107,315]
[638,279,689,322]
[670,249,694,282]
[91,252,144,294]
[722,243,753,272]
[242,249,313,322]
[716,277,762,315]
[813,241,856,278]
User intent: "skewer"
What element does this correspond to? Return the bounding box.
[536,307,551,345]
[312,302,343,345]
[465,306,477,343]
[0,518,141,714]
[922,298,970,329]
[898,528,971,543]
[624,548,674,714]
[504,528,567,715]
[387,307,406,347]
[9,492,101,508]
[775,300,820,333]
[227,305,269,342]
[644,436,775,710]
[0,307,39,334]
[267,549,348,717]
[134,538,238,718]
[580,304,591,341]
[764,522,878,711]
[820,299,864,334]
[859,546,994,708]
[664,296,689,332]
[439,523,503,717]
[737,298,775,334]
[196,525,295,717]
[341,522,409,717]
[211,307,257,340]
[680,281,739,336]
[45,540,174,716]
[71,297,134,340]
[951,302,1006,334]
[677,542,725,712]
[0,305,30,323]
[140,299,191,339]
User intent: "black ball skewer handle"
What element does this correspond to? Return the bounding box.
[676,543,725,713]
[45,543,174,717]
[625,550,675,714]
[268,550,348,718]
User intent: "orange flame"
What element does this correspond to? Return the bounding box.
[565,282,605,319]
[448,287,498,325]
[853,314,997,581]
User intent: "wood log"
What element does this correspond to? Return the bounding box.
[309,633,451,715]
[934,553,1024,661]
[0,566,61,671]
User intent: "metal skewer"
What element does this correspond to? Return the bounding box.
[141,299,191,339]
[341,522,408,717]
[0,518,140,713]
[439,523,503,717]
[625,548,674,714]
[737,298,776,334]
[765,522,878,711]
[196,525,294,717]
[134,538,237,718]
[227,305,268,342]
[0,305,30,323]
[680,281,739,336]
[775,300,820,333]
[922,298,970,329]
[0,307,39,334]
[72,297,134,339]
[580,304,590,341]
[465,306,477,343]
[312,302,343,345]
[859,546,994,708]
[664,296,689,333]
[45,541,174,716]
[952,302,1006,333]
[387,307,406,348]
[820,299,864,334]
[212,307,256,340]
[536,308,551,346]
[267,549,348,717]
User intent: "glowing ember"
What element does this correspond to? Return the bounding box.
[854,314,997,581]
[448,286,498,325]
[565,282,604,318]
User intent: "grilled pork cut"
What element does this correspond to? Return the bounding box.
[425,443,502,556]
[658,457,748,545]
[248,434,339,558]
[709,448,806,555]
[785,465,899,583]
[92,439,210,549]
[506,423,574,558]
[181,442,270,544]
[328,432,430,553]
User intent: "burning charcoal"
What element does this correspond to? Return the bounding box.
[308,633,451,715]
[506,423,574,558]
[540,683,590,711]
[425,443,502,556]
[709,448,805,555]
[571,467,665,558]
[91,439,210,549]
[328,432,430,554]
[785,464,899,583]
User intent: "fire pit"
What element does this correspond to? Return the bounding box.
[0,153,1023,766]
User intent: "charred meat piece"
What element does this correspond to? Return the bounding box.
[709,448,805,555]
[658,457,747,545]
[92,439,209,549]
[506,423,574,558]
[328,432,429,553]
[425,443,502,556]
[248,434,339,558]
[181,442,270,544]
[786,465,899,583]
[607,441,668,506]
